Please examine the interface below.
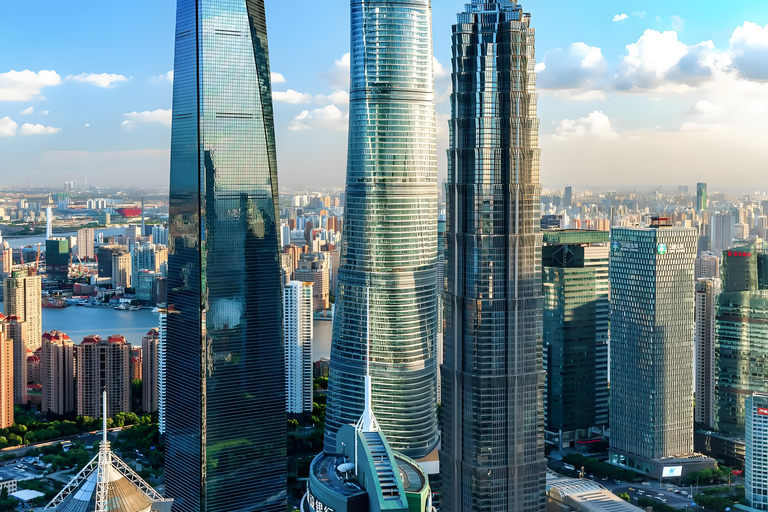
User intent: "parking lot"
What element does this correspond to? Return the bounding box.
[0,462,45,483]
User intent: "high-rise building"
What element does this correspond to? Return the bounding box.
[142,329,159,413]
[697,183,708,211]
[77,227,95,261]
[3,268,42,352]
[1,239,11,275]
[325,0,439,460]
[695,278,721,428]
[294,253,330,312]
[441,2,546,510]
[45,238,70,280]
[41,331,75,416]
[0,316,13,429]
[76,335,130,418]
[609,219,714,478]
[564,186,573,208]
[711,213,734,254]
[131,244,168,288]
[284,281,313,416]
[1,315,27,405]
[152,224,169,246]
[157,310,168,435]
[715,244,768,436]
[165,1,286,510]
[542,230,610,450]
[746,393,768,511]
[111,250,131,288]
[97,245,122,279]
[696,252,720,279]
[437,215,446,403]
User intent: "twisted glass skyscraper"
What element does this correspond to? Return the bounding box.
[325,0,440,460]
[440,2,546,510]
[165,1,285,511]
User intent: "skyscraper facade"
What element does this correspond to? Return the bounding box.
[746,393,768,511]
[542,230,610,449]
[76,335,130,418]
[77,227,95,261]
[41,331,75,416]
[441,2,546,510]
[697,183,708,211]
[325,0,439,459]
[284,281,313,416]
[0,316,12,429]
[711,213,734,255]
[695,278,721,428]
[142,328,159,414]
[3,268,42,351]
[609,220,701,475]
[165,1,285,510]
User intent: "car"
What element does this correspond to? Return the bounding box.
[681,491,689,496]
[629,487,635,491]
[632,497,638,501]
[614,480,621,484]
[657,494,664,497]
[667,488,674,492]
[674,490,680,494]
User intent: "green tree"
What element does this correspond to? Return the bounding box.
[619,493,630,502]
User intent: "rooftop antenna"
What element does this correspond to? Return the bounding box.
[356,287,379,434]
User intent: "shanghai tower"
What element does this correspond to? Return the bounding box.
[325,0,440,459]
[440,1,546,511]
[165,1,285,511]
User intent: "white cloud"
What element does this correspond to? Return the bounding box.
[323,53,350,90]
[671,15,686,32]
[616,30,718,91]
[0,70,61,101]
[537,42,607,90]
[0,117,18,137]
[288,105,347,131]
[39,110,49,115]
[19,123,61,135]
[633,12,647,19]
[318,90,349,105]
[555,111,618,140]
[122,109,172,130]
[67,73,130,88]
[149,71,173,84]
[19,106,33,115]
[273,89,314,104]
[613,14,629,22]
[688,100,717,115]
[85,124,90,127]
[729,22,768,81]
[271,72,286,84]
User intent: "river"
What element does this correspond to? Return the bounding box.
[41,306,334,360]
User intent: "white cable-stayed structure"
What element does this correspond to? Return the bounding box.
[44,390,172,512]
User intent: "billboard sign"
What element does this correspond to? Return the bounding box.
[662,466,683,478]
[758,407,768,416]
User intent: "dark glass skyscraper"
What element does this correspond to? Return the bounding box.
[165,1,285,511]
[697,183,708,211]
[325,0,439,460]
[440,1,546,510]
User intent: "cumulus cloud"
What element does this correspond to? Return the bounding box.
[271,72,286,84]
[554,111,618,140]
[273,89,314,104]
[0,117,18,137]
[537,43,607,91]
[729,22,768,81]
[323,53,350,90]
[40,110,49,115]
[613,14,629,22]
[616,30,718,91]
[85,124,90,127]
[288,105,347,131]
[19,106,33,115]
[688,100,717,115]
[19,123,61,135]
[122,109,172,130]
[67,73,130,88]
[0,70,61,101]
[149,71,173,84]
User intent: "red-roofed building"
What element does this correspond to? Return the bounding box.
[42,330,75,416]
[77,334,130,418]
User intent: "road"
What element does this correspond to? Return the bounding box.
[0,428,127,460]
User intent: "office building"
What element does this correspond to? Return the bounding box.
[696,252,720,279]
[3,268,42,352]
[41,331,75,416]
[542,230,610,449]
[711,214,734,254]
[609,219,715,478]
[76,335,130,418]
[0,316,12,429]
[97,245,122,280]
[746,393,768,511]
[131,243,168,287]
[564,186,573,208]
[284,281,313,416]
[697,183,708,211]
[142,329,159,414]
[45,238,69,280]
[152,224,169,246]
[1,239,11,275]
[165,1,286,510]
[715,244,768,437]
[441,2,546,510]
[695,278,721,428]
[326,0,439,460]
[76,227,95,261]
[111,250,131,288]
[157,310,168,435]
[294,253,330,312]
[437,215,446,403]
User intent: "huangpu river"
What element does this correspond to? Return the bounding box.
[40,305,334,360]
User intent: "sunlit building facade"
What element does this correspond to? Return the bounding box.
[326,0,440,460]
[165,1,286,511]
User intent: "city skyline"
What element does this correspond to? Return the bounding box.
[2,1,768,189]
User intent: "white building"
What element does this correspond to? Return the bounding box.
[284,281,313,416]
[76,227,95,261]
[746,393,768,510]
[710,213,734,255]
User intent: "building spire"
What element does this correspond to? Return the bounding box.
[356,288,379,433]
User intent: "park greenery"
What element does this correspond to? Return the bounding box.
[561,453,641,482]
[684,467,737,485]
[694,485,747,512]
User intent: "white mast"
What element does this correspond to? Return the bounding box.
[356,288,379,433]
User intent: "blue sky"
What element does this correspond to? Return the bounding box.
[1,1,768,190]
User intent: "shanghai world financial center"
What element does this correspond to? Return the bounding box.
[165,0,545,511]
